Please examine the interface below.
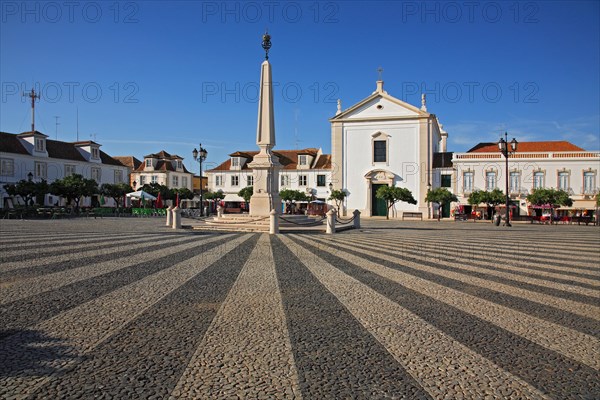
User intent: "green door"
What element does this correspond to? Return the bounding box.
[372,184,387,216]
[442,202,451,218]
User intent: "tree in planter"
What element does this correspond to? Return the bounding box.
[3,179,49,207]
[50,174,98,211]
[173,187,194,206]
[425,188,458,221]
[204,190,224,201]
[527,188,573,223]
[467,189,505,220]
[100,183,133,208]
[328,189,346,212]
[375,185,417,220]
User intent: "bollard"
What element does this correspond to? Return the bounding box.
[326,209,336,234]
[269,209,279,235]
[166,205,173,226]
[217,205,223,219]
[172,206,182,229]
[353,209,361,229]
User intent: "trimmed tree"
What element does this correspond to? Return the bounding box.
[4,179,49,206]
[280,189,310,213]
[375,185,417,220]
[49,174,98,211]
[468,189,505,220]
[204,190,224,201]
[527,188,573,223]
[100,183,133,207]
[238,186,253,203]
[328,189,346,211]
[425,188,458,221]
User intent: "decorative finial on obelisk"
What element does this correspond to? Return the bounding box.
[421,93,427,111]
[336,99,342,115]
[262,30,272,60]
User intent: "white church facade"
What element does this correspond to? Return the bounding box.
[330,80,447,218]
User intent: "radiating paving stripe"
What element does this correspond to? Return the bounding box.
[376,233,600,276]
[280,235,550,399]
[270,236,431,399]
[1,234,228,304]
[340,235,600,297]
[0,234,239,339]
[316,236,600,337]
[0,233,188,275]
[331,235,600,321]
[371,233,600,282]
[290,236,600,399]
[0,234,172,262]
[171,234,302,399]
[0,234,256,399]
[294,234,600,370]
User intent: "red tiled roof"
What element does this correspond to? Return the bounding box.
[133,159,192,174]
[468,141,585,153]
[143,150,183,160]
[17,130,48,138]
[113,156,142,170]
[208,149,332,171]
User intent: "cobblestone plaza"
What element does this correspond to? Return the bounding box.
[1,219,598,399]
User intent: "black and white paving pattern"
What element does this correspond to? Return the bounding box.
[1,218,598,399]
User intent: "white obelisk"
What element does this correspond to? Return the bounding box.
[248,32,281,216]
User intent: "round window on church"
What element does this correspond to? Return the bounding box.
[377,104,384,110]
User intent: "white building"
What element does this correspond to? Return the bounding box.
[0,130,131,208]
[330,80,447,218]
[130,150,194,191]
[207,148,332,203]
[451,141,600,216]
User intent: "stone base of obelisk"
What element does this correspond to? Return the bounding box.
[249,192,281,217]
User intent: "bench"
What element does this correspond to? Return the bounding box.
[402,212,423,220]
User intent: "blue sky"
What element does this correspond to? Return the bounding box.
[1,0,599,173]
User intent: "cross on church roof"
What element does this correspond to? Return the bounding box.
[377,66,383,81]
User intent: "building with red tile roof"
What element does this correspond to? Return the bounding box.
[129,150,194,192]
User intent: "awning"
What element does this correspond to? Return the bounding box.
[571,200,598,209]
[223,194,245,202]
[126,190,157,200]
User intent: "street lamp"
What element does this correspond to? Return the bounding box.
[498,132,518,227]
[192,144,208,216]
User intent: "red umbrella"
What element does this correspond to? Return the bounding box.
[156,192,163,208]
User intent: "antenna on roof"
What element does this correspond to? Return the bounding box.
[22,88,40,132]
[76,107,79,141]
[54,116,60,140]
[294,108,302,150]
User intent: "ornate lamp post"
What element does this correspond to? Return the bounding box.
[498,132,518,226]
[192,144,208,216]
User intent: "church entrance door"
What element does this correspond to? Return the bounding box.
[371,184,387,216]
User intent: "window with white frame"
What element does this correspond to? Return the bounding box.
[247,175,254,186]
[182,176,188,188]
[558,171,569,191]
[91,147,99,159]
[140,175,146,185]
[0,158,14,176]
[177,160,183,169]
[65,164,76,177]
[298,155,307,166]
[172,175,179,187]
[114,170,123,183]
[91,167,101,182]
[317,174,326,187]
[463,171,473,193]
[215,175,223,186]
[299,175,307,186]
[35,138,45,152]
[583,171,596,194]
[509,172,520,193]
[231,175,239,186]
[485,171,497,190]
[151,175,158,184]
[280,175,289,187]
[231,157,239,167]
[533,171,544,189]
[145,159,152,167]
[373,140,386,163]
[35,162,47,179]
